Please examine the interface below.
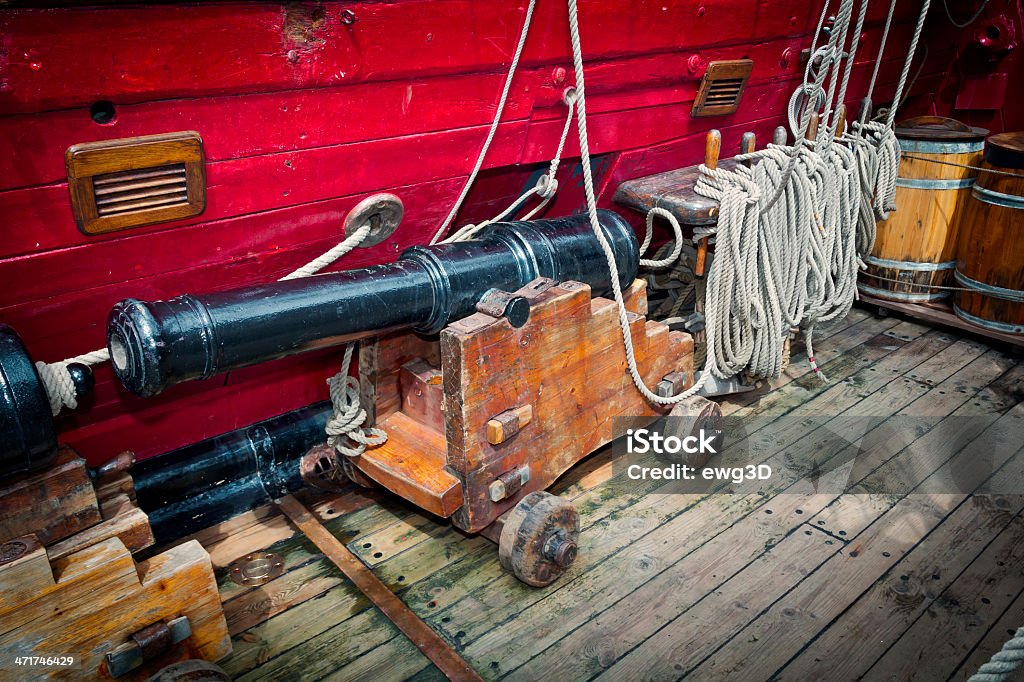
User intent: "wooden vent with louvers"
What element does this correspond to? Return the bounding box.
[691,59,754,118]
[66,131,205,235]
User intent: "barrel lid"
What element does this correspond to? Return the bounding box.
[894,116,988,142]
[984,131,1024,170]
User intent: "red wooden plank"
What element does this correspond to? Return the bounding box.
[0,120,528,259]
[57,349,340,465]
[0,1,838,115]
[3,178,460,357]
[0,20,916,193]
[0,177,462,309]
[0,71,534,192]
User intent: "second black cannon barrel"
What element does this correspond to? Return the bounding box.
[107,210,639,397]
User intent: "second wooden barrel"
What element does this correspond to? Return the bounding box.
[859,117,987,302]
[954,131,1024,335]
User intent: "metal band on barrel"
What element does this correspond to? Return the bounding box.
[954,270,1024,303]
[971,185,1024,209]
[863,255,956,272]
[898,139,985,154]
[953,305,1024,335]
[895,177,975,190]
[857,282,950,302]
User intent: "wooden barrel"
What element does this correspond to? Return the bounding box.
[859,117,987,302]
[953,131,1024,335]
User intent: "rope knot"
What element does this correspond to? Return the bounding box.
[325,362,387,458]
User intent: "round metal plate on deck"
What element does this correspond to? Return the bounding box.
[344,193,403,247]
[228,552,284,586]
[0,539,29,565]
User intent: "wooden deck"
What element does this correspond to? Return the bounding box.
[183,307,1024,681]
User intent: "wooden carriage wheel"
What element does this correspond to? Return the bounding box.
[498,491,580,587]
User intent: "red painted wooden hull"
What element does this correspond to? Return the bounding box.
[0,1,1020,464]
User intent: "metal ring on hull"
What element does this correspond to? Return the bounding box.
[857,282,950,302]
[863,255,956,272]
[953,305,1024,335]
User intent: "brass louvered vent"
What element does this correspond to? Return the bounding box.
[691,59,754,118]
[93,164,189,218]
[67,131,205,235]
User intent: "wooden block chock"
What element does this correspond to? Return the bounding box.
[486,404,534,445]
[0,537,230,680]
[0,447,101,546]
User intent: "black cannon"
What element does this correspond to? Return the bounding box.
[107,210,639,397]
[0,324,94,479]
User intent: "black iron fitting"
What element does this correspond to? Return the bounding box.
[107,210,639,397]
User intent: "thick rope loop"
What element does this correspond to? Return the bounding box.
[325,343,388,458]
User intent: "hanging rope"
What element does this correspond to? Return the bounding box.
[324,343,387,458]
[430,0,538,244]
[566,0,712,403]
[771,0,856,211]
[444,88,578,243]
[943,0,990,28]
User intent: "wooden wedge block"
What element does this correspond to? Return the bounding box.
[0,537,230,680]
[0,447,100,546]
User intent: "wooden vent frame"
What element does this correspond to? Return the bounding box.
[691,59,754,118]
[66,131,206,235]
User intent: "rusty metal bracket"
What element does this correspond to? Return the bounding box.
[105,616,191,678]
[276,494,483,682]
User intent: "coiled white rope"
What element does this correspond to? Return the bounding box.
[693,137,861,383]
[970,628,1024,682]
[430,0,538,245]
[325,342,387,458]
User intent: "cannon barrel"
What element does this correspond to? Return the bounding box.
[108,210,639,397]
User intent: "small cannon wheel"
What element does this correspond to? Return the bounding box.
[498,491,579,587]
[662,395,724,469]
[145,660,230,682]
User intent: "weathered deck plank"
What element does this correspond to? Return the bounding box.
[195,310,1024,682]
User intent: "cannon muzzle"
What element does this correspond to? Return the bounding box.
[108,210,639,397]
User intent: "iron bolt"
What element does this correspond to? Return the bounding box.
[489,479,507,502]
[551,539,578,568]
